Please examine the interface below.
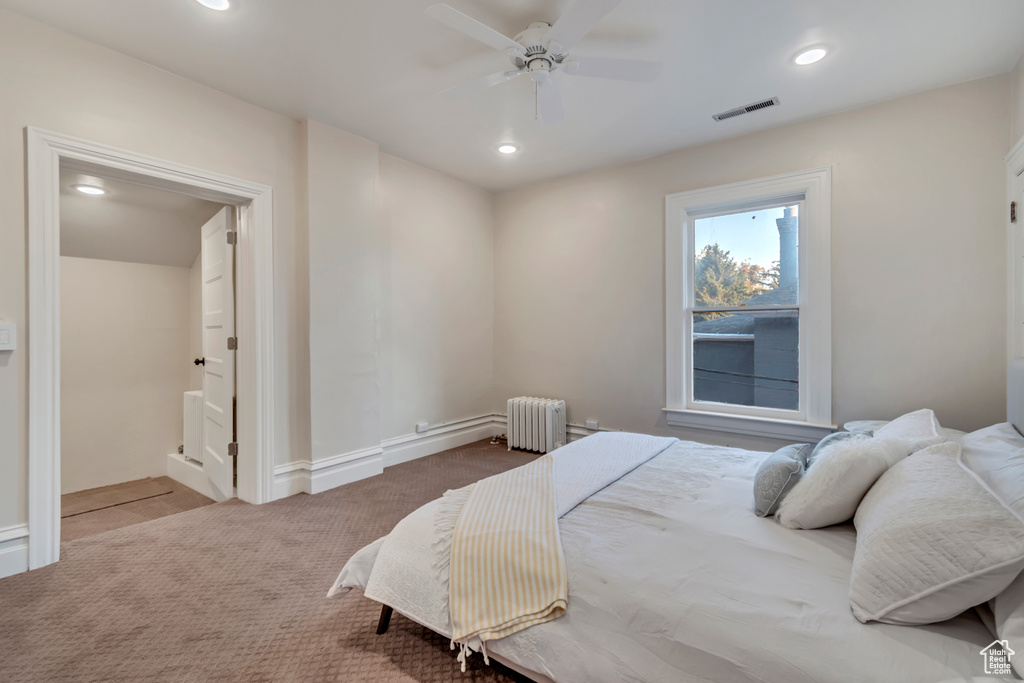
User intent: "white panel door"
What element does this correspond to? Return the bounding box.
[1013,158,1024,359]
[201,207,236,499]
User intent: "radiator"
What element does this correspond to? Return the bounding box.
[184,390,204,464]
[507,397,566,454]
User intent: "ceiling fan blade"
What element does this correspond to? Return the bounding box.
[544,0,623,53]
[563,56,661,82]
[425,4,525,55]
[440,69,524,100]
[536,77,565,124]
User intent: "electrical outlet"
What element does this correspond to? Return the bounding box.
[585,420,599,430]
[0,322,15,351]
[415,422,429,434]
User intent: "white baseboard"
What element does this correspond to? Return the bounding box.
[490,414,599,443]
[308,446,384,495]
[273,469,307,499]
[0,524,29,580]
[270,413,596,501]
[382,415,502,467]
[166,453,234,503]
[272,414,505,500]
[273,445,384,499]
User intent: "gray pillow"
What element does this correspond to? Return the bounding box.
[807,430,868,467]
[753,443,811,517]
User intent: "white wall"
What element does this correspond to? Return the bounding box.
[302,130,498,464]
[1012,52,1024,144]
[60,257,191,493]
[304,121,382,461]
[494,74,1011,446]
[379,154,496,440]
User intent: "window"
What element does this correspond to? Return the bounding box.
[664,168,832,441]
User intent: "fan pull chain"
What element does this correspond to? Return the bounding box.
[534,80,539,121]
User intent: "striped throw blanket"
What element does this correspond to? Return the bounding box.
[442,432,677,669]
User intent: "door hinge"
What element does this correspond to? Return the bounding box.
[227,337,238,350]
[227,442,238,457]
[226,231,237,245]
[1012,201,1017,224]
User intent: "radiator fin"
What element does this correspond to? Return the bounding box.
[507,397,566,454]
[184,390,204,464]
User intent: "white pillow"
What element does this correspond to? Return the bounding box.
[993,574,1024,677]
[843,419,967,442]
[872,408,948,456]
[850,442,1024,625]
[775,434,904,529]
[960,423,1024,676]
[961,423,1024,514]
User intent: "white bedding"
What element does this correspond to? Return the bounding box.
[334,439,1011,682]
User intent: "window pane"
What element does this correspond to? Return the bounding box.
[694,205,798,308]
[692,310,799,411]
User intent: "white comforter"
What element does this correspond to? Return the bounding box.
[335,439,1008,682]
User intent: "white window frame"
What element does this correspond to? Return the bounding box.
[664,168,833,441]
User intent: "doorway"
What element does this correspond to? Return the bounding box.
[58,170,231,540]
[27,128,277,570]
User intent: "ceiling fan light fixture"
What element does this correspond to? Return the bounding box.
[73,184,106,196]
[497,144,519,154]
[794,47,827,66]
[426,2,659,124]
[195,0,230,10]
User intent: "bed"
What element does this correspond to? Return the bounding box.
[330,363,1024,682]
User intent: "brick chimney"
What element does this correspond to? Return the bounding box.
[776,206,798,288]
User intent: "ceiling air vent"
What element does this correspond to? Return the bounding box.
[712,97,780,122]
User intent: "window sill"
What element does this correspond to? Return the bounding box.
[662,408,835,442]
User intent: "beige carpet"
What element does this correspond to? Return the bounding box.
[0,439,537,682]
[61,476,215,542]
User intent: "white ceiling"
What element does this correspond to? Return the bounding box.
[8,1,1024,190]
[60,169,224,268]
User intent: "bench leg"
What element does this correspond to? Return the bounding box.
[376,604,393,635]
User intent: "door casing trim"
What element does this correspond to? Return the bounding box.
[26,127,276,569]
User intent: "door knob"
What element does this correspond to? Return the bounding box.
[194,357,205,366]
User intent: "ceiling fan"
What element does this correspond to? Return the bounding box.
[426,0,661,124]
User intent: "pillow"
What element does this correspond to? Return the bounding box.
[850,442,1024,625]
[992,573,1024,677]
[752,444,811,517]
[872,408,948,455]
[961,422,1024,514]
[960,423,1024,676]
[841,420,890,434]
[843,419,967,442]
[806,429,867,466]
[776,434,904,529]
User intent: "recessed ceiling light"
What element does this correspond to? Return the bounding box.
[73,184,106,196]
[498,144,518,154]
[794,47,827,66]
[195,0,230,10]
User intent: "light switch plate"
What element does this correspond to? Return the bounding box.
[0,322,15,351]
